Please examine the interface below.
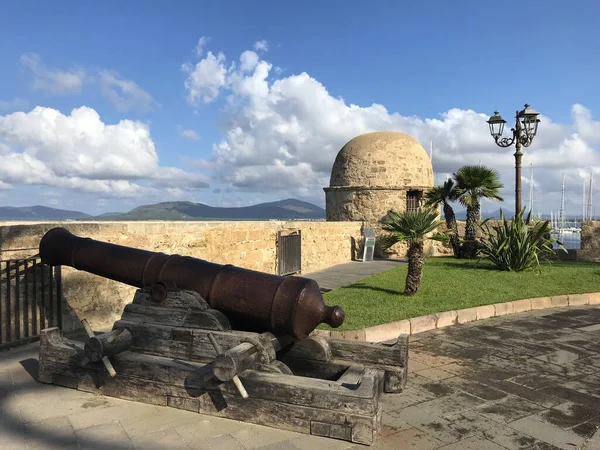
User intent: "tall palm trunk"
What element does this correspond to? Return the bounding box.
[404,241,424,296]
[462,201,481,258]
[442,202,460,256]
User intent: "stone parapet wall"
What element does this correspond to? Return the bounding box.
[578,221,600,261]
[0,220,364,329]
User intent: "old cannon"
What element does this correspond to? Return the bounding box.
[39,226,344,340]
[37,228,409,446]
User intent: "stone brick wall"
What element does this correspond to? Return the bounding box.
[578,221,600,261]
[0,220,364,330]
[325,187,413,223]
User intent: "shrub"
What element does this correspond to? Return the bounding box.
[379,207,449,295]
[477,208,566,272]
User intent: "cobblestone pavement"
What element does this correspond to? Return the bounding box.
[3,306,600,449]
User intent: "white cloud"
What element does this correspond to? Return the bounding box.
[18,53,156,114]
[99,71,157,113]
[20,53,86,95]
[177,126,200,140]
[195,36,211,57]
[240,51,259,72]
[254,40,268,52]
[0,98,29,111]
[182,51,228,104]
[573,103,600,145]
[0,106,209,197]
[184,43,600,215]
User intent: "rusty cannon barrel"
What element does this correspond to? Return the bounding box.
[38,227,344,339]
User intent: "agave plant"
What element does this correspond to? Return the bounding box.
[477,208,566,272]
[380,207,448,296]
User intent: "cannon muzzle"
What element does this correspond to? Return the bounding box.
[39,227,344,339]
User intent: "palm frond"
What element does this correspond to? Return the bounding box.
[425,178,456,207]
[380,207,446,247]
[453,164,504,206]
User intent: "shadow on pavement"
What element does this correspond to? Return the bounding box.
[19,358,39,381]
[1,358,133,450]
[339,284,403,295]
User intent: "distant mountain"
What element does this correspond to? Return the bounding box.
[94,212,125,217]
[95,198,326,221]
[0,205,91,220]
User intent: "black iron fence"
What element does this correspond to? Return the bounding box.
[406,197,421,212]
[0,253,62,348]
[277,230,302,276]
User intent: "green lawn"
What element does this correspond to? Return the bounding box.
[321,257,600,331]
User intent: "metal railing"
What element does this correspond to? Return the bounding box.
[406,197,421,212]
[277,230,302,276]
[0,255,62,348]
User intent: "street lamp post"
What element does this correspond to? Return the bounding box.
[487,104,541,214]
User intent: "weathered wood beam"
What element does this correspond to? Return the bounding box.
[132,287,209,310]
[80,319,116,377]
[84,328,133,362]
[211,333,294,381]
[328,334,409,368]
[39,332,382,418]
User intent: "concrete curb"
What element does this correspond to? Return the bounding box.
[313,292,600,343]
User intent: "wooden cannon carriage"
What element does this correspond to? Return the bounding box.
[37,228,409,446]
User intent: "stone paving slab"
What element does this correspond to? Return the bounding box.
[4,306,600,448]
[303,259,405,291]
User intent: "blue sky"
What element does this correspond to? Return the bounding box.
[1,0,600,215]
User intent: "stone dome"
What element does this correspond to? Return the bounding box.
[329,131,433,188]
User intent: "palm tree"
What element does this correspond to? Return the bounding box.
[452,165,504,258]
[425,178,460,256]
[380,207,448,296]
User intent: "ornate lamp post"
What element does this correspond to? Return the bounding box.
[487,104,540,213]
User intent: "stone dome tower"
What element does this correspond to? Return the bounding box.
[324,131,434,223]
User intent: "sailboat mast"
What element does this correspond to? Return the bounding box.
[559,174,565,231]
[583,177,587,221]
[590,173,594,220]
[587,174,593,221]
[529,163,534,214]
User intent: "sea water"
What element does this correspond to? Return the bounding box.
[551,231,581,250]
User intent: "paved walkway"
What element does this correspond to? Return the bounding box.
[3,306,600,448]
[304,259,405,292]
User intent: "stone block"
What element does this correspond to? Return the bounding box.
[247,230,266,241]
[530,296,552,310]
[231,230,248,242]
[550,295,569,307]
[456,307,478,324]
[330,329,366,341]
[493,302,514,316]
[589,292,600,304]
[509,414,585,449]
[364,320,410,343]
[310,329,331,338]
[75,422,133,449]
[245,250,265,266]
[435,311,457,329]
[409,315,437,334]
[512,299,532,313]
[475,305,495,320]
[569,294,590,306]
